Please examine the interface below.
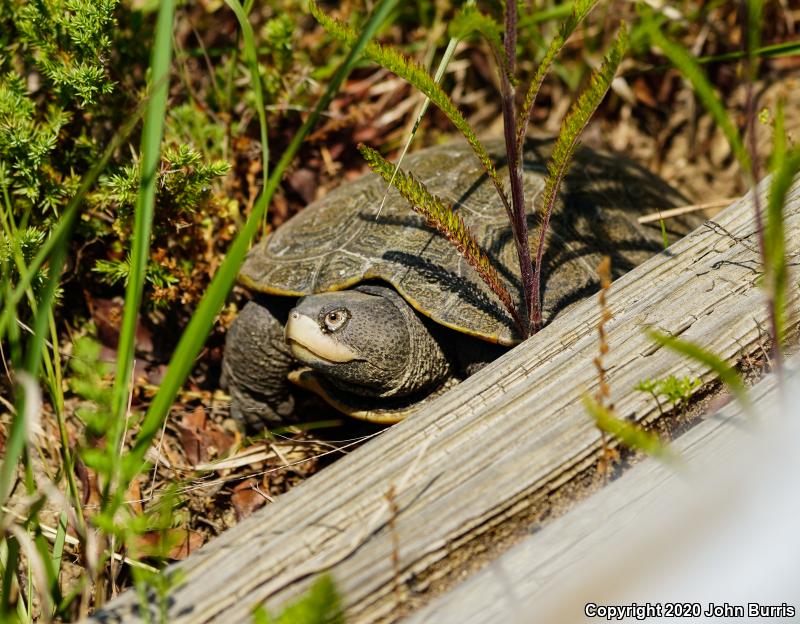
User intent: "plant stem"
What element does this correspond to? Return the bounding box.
[745,87,780,373]
[501,0,533,338]
[742,0,780,374]
[530,173,561,331]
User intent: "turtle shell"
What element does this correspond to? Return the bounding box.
[240,138,690,345]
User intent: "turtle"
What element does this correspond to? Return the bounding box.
[221,138,697,428]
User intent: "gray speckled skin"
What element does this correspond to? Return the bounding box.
[290,285,451,398]
[224,138,700,425]
[221,298,296,428]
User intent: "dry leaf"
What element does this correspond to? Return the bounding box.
[126,477,144,515]
[231,479,268,520]
[131,528,205,560]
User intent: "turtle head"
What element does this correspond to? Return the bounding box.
[284,285,449,398]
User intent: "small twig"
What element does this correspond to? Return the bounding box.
[637,198,739,224]
[119,432,383,505]
[376,34,461,219]
[345,435,432,555]
[593,257,619,476]
[147,408,171,500]
[268,442,291,467]
[251,482,274,503]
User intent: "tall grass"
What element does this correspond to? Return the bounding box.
[106,0,177,518]
[585,4,798,457]
[0,0,399,618]
[643,2,800,389]
[0,2,179,616]
[0,74,155,541]
[137,0,401,467]
[225,0,269,185]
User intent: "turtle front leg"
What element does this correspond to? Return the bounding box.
[221,299,296,429]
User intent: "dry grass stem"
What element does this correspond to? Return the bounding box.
[2,506,158,573]
[147,412,171,500]
[637,197,739,223]
[593,256,619,473]
[593,257,613,411]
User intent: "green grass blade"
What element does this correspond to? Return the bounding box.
[34,531,62,612]
[746,0,763,80]
[47,315,84,529]
[647,23,751,176]
[1,537,21,618]
[583,396,677,462]
[622,40,800,80]
[646,329,752,414]
[765,103,800,350]
[652,212,669,250]
[109,0,177,457]
[693,39,800,65]
[309,1,512,221]
[225,0,269,184]
[132,0,400,471]
[516,0,599,155]
[51,511,68,587]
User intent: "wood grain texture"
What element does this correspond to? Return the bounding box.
[89,177,800,624]
[406,353,792,624]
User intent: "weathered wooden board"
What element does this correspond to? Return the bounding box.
[406,353,796,623]
[89,176,800,624]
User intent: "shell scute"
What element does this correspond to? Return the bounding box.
[240,139,692,344]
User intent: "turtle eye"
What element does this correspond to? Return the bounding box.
[321,308,350,333]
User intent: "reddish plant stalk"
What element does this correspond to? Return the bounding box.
[741,0,781,373]
[745,83,782,373]
[501,0,535,339]
[529,168,569,332]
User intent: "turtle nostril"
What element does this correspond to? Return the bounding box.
[290,311,300,320]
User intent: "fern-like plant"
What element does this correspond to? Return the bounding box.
[311,1,627,338]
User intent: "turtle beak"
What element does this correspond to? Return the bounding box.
[285,311,359,364]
